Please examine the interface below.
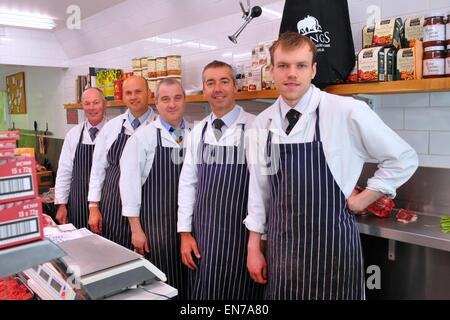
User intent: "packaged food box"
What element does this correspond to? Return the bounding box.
[0,198,44,249]
[373,18,403,48]
[384,47,398,81]
[395,41,423,80]
[0,139,16,149]
[362,25,375,48]
[358,46,386,82]
[0,156,38,204]
[347,53,358,82]
[114,80,123,100]
[0,131,20,140]
[403,16,424,48]
[262,65,275,90]
[248,66,263,91]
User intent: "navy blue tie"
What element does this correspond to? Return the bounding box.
[131,118,141,130]
[89,127,99,141]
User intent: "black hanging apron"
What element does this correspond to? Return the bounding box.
[67,126,95,229]
[190,123,264,300]
[279,0,355,87]
[140,128,188,299]
[265,106,365,300]
[101,119,133,249]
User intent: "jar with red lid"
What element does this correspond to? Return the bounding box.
[423,46,446,78]
[423,13,446,48]
[445,44,450,77]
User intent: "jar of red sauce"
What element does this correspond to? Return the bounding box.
[423,13,446,48]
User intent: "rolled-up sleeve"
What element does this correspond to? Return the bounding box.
[350,103,419,198]
[177,130,198,232]
[243,126,270,234]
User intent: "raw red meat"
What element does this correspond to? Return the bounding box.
[367,196,395,218]
[395,209,418,224]
[0,277,33,300]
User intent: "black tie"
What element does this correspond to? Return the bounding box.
[169,127,184,144]
[286,109,301,135]
[89,127,99,141]
[212,119,225,141]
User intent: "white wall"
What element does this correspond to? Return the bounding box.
[0,65,67,139]
[2,0,450,166]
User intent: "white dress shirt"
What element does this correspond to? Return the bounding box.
[177,105,255,232]
[120,116,191,217]
[243,85,419,234]
[54,119,106,205]
[88,109,156,202]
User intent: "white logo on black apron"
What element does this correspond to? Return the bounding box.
[297,15,331,52]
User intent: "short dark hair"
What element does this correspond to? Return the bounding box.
[154,77,185,100]
[202,60,236,84]
[270,32,317,65]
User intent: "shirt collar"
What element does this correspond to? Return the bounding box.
[128,108,152,125]
[86,117,106,131]
[279,85,313,120]
[210,105,240,128]
[159,117,186,132]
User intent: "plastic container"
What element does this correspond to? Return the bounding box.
[423,13,446,48]
[423,46,446,78]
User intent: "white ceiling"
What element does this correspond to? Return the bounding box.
[0,0,126,29]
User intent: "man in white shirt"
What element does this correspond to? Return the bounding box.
[119,77,189,299]
[244,32,418,300]
[177,60,263,300]
[55,87,107,229]
[88,76,156,249]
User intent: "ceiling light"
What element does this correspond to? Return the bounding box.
[0,10,55,30]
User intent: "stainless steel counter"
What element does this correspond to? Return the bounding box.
[356,210,450,252]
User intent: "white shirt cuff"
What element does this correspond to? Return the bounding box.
[122,206,141,217]
[243,216,265,234]
[366,179,396,198]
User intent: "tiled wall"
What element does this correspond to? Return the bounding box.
[2,0,450,168]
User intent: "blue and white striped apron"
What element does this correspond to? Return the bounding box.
[140,129,188,299]
[67,126,94,229]
[101,120,133,249]
[190,123,264,300]
[265,106,365,300]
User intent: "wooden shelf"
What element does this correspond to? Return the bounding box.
[64,89,280,109]
[324,78,450,95]
[64,79,450,109]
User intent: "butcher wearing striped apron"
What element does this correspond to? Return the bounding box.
[55,87,106,229]
[66,126,95,229]
[88,76,155,248]
[244,33,418,300]
[120,78,189,299]
[178,60,263,300]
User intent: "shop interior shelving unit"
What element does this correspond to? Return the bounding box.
[63,78,450,109]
